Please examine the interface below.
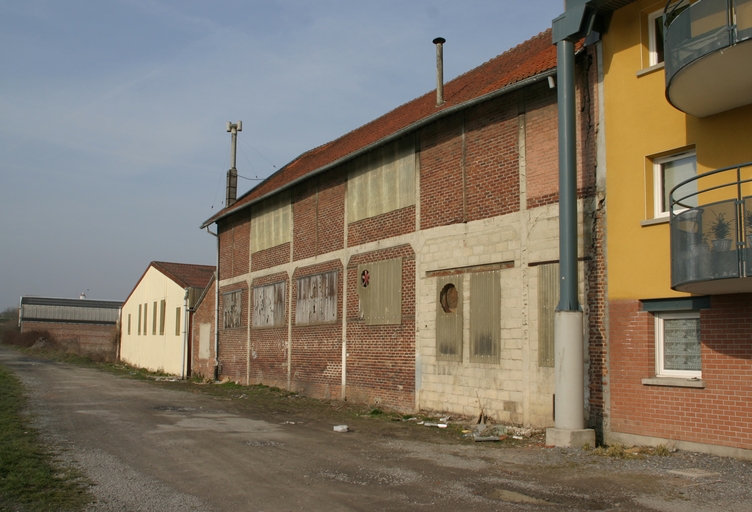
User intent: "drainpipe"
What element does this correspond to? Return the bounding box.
[547,0,597,448]
[181,288,189,379]
[205,225,220,381]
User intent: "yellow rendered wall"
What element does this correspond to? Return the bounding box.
[120,266,187,375]
[603,0,752,300]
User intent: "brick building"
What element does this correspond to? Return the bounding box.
[199,31,602,426]
[19,296,122,361]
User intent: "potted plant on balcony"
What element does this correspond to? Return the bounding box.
[709,211,733,252]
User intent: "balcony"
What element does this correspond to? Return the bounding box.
[664,0,752,117]
[670,162,752,294]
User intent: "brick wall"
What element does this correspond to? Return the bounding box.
[251,242,291,272]
[464,93,520,221]
[317,171,346,254]
[191,279,216,380]
[347,205,415,247]
[526,53,597,209]
[218,211,250,280]
[217,284,248,383]
[290,259,343,399]
[419,113,465,229]
[609,296,752,451]
[346,245,415,410]
[249,272,289,389]
[22,321,118,362]
[293,171,346,260]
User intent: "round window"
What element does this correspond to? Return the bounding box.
[440,283,458,313]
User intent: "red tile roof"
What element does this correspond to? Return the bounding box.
[203,29,563,227]
[151,261,215,289]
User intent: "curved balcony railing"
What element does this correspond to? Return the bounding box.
[664,0,752,117]
[670,161,752,293]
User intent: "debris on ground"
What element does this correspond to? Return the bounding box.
[333,425,349,433]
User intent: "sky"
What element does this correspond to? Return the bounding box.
[0,0,565,310]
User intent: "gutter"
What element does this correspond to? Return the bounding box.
[200,68,557,229]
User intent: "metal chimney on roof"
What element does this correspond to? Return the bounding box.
[225,121,242,207]
[433,37,446,107]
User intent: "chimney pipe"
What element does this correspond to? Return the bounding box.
[433,37,446,107]
[225,121,242,207]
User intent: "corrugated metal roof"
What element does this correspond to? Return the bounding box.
[20,296,123,309]
[19,296,122,324]
[202,29,577,228]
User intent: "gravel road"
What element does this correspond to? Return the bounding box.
[2,346,751,511]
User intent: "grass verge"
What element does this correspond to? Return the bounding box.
[0,364,93,511]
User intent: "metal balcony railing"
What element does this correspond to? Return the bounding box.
[665,0,752,84]
[670,161,752,292]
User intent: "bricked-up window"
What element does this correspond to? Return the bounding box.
[223,290,243,329]
[175,307,181,336]
[436,276,462,361]
[357,258,402,325]
[128,314,131,336]
[253,282,286,328]
[655,312,701,378]
[251,191,291,252]
[538,263,559,368]
[143,303,148,335]
[296,271,337,325]
[152,301,157,335]
[347,137,415,223]
[159,300,166,335]
[470,270,501,363]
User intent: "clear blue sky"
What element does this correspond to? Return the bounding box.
[0,1,564,310]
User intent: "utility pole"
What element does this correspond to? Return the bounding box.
[226,121,242,207]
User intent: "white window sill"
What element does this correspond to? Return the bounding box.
[642,377,705,388]
[640,216,670,227]
[636,62,665,78]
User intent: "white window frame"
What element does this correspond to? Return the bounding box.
[653,150,696,218]
[655,311,702,378]
[648,3,689,67]
[648,8,666,66]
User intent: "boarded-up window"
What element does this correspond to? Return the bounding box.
[296,271,338,325]
[175,307,181,336]
[128,314,131,335]
[538,263,559,367]
[470,270,501,363]
[436,276,462,361]
[137,306,141,335]
[357,258,402,325]
[152,302,157,335]
[347,137,415,223]
[223,290,242,329]
[143,303,148,335]
[159,300,166,335]
[253,282,286,328]
[251,191,291,252]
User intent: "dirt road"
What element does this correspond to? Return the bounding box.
[2,346,751,511]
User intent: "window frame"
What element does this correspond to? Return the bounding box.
[648,8,666,66]
[648,4,688,67]
[654,311,702,379]
[653,149,697,218]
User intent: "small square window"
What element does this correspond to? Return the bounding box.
[655,311,701,378]
[653,151,696,218]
